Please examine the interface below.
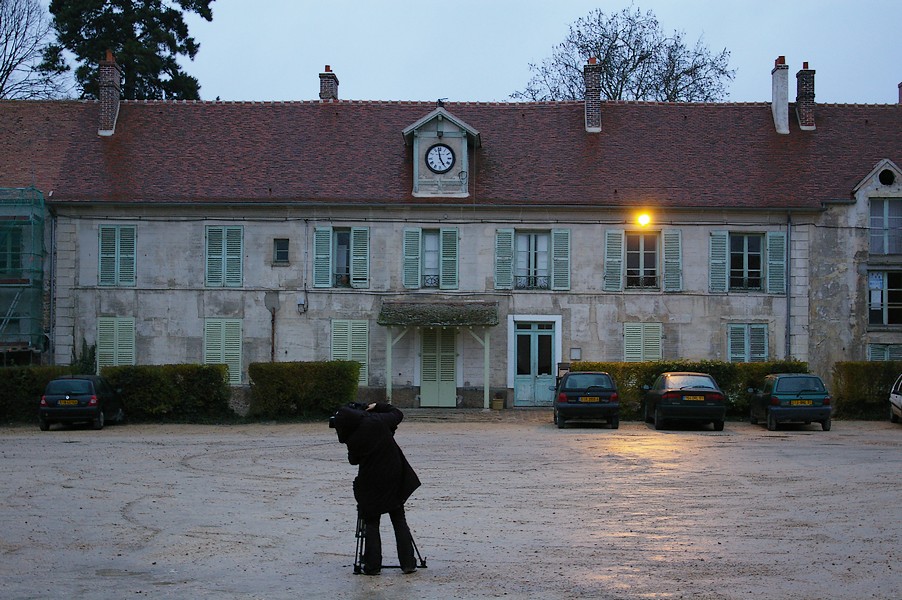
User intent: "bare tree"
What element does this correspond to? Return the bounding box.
[0,0,71,99]
[512,6,734,102]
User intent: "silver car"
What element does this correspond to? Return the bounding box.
[890,374,902,424]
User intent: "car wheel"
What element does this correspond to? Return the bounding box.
[749,409,758,425]
[644,403,653,424]
[713,420,724,432]
[552,410,558,425]
[821,418,831,431]
[610,416,620,430]
[892,405,899,423]
[39,418,49,431]
[557,415,566,429]
[766,410,777,431]
[654,407,665,431]
[93,411,105,430]
[113,408,126,424]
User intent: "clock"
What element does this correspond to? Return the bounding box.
[425,143,455,174]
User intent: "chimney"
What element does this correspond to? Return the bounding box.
[319,65,339,101]
[795,62,816,131]
[98,49,122,136]
[584,57,601,133]
[771,56,789,135]
[898,81,901,104]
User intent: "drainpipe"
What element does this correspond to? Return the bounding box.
[785,213,792,359]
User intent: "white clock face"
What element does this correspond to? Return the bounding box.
[426,144,455,174]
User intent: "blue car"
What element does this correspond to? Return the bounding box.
[748,373,832,431]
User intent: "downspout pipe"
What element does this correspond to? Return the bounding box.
[785,213,792,359]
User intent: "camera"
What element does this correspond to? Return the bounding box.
[328,402,368,428]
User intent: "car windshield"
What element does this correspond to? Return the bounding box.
[563,374,613,390]
[775,377,825,393]
[666,375,715,390]
[45,380,92,394]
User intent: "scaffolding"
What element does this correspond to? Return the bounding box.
[0,187,45,362]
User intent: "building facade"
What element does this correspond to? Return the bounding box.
[1,55,900,407]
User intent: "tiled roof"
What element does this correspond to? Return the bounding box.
[1,98,899,210]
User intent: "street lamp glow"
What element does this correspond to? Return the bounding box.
[637,213,651,227]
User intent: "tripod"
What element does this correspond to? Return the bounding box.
[353,515,428,574]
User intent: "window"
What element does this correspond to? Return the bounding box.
[709,231,785,294]
[313,226,369,288]
[495,229,569,291]
[204,318,242,384]
[97,317,135,371]
[331,319,368,384]
[868,344,902,360]
[273,238,289,264]
[206,226,243,287]
[604,230,681,292]
[870,199,902,254]
[0,226,22,276]
[728,323,768,362]
[623,322,663,362]
[98,225,136,286]
[868,271,902,325]
[402,228,458,289]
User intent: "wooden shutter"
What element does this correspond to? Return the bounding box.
[440,228,459,289]
[551,229,570,291]
[494,229,514,289]
[709,231,728,293]
[623,322,643,362]
[624,322,662,362]
[603,230,624,292]
[99,226,117,286]
[350,227,369,288]
[97,317,135,372]
[766,231,787,294]
[313,227,332,288]
[749,324,768,362]
[662,229,682,292]
[205,319,242,384]
[332,320,368,384]
[206,227,224,287]
[643,323,663,360]
[728,324,747,362]
[118,226,136,286]
[402,228,421,289]
[224,227,243,287]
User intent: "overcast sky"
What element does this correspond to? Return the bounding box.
[180,0,901,104]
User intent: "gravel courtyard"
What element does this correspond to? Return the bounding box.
[2,411,900,599]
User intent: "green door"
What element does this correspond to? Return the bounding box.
[513,322,555,407]
[421,328,457,407]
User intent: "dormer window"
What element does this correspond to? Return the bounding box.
[403,107,481,198]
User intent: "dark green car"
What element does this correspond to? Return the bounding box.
[748,373,832,431]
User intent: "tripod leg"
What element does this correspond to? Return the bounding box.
[353,517,365,574]
[410,532,427,568]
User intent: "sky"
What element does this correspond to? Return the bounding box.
[179,0,902,104]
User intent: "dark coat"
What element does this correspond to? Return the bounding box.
[332,403,420,519]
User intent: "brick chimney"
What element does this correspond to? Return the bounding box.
[795,62,816,131]
[319,65,339,101]
[771,56,789,135]
[898,81,901,104]
[584,57,601,133]
[98,50,122,137]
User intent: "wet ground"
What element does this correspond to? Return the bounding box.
[2,411,901,599]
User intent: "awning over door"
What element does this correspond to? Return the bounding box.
[377,301,499,327]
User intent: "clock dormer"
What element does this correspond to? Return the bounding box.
[403,106,481,198]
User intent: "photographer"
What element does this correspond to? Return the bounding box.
[330,402,420,575]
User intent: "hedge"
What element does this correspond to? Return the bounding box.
[247,361,360,420]
[831,361,901,419]
[1,365,76,423]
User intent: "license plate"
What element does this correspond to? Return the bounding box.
[58,399,78,406]
[579,396,600,403]
[791,399,813,406]
[684,395,704,401]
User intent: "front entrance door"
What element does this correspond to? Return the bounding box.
[420,327,456,407]
[513,322,555,407]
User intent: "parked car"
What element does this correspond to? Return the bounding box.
[552,371,619,429]
[748,373,831,431]
[39,375,125,431]
[888,374,902,424]
[643,372,726,431]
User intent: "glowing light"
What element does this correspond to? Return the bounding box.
[637,213,651,227]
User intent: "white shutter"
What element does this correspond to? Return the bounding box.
[604,230,624,292]
[709,231,728,293]
[551,229,570,291]
[662,229,682,292]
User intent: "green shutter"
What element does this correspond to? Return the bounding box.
[205,319,242,384]
[206,227,224,287]
[97,317,135,372]
[99,226,117,286]
[331,320,349,360]
[728,324,747,362]
[662,229,682,292]
[709,231,728,293]
[440,228,459,290]
[332,319,368,384]
[224,227,243,287]
[402,228,422,289]
[623,322,643,362]
[643,323,663,360]
[494,229,514,290]
[118,226,136,286]
[313,227,332,288]
[749,324,768,362]
[766,231,786,294]
[551,229,570,290]
[868,345,887,361]
[350,227,369,289]
[603,230,624,292]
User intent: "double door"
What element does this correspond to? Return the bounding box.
[513,322,555,407]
